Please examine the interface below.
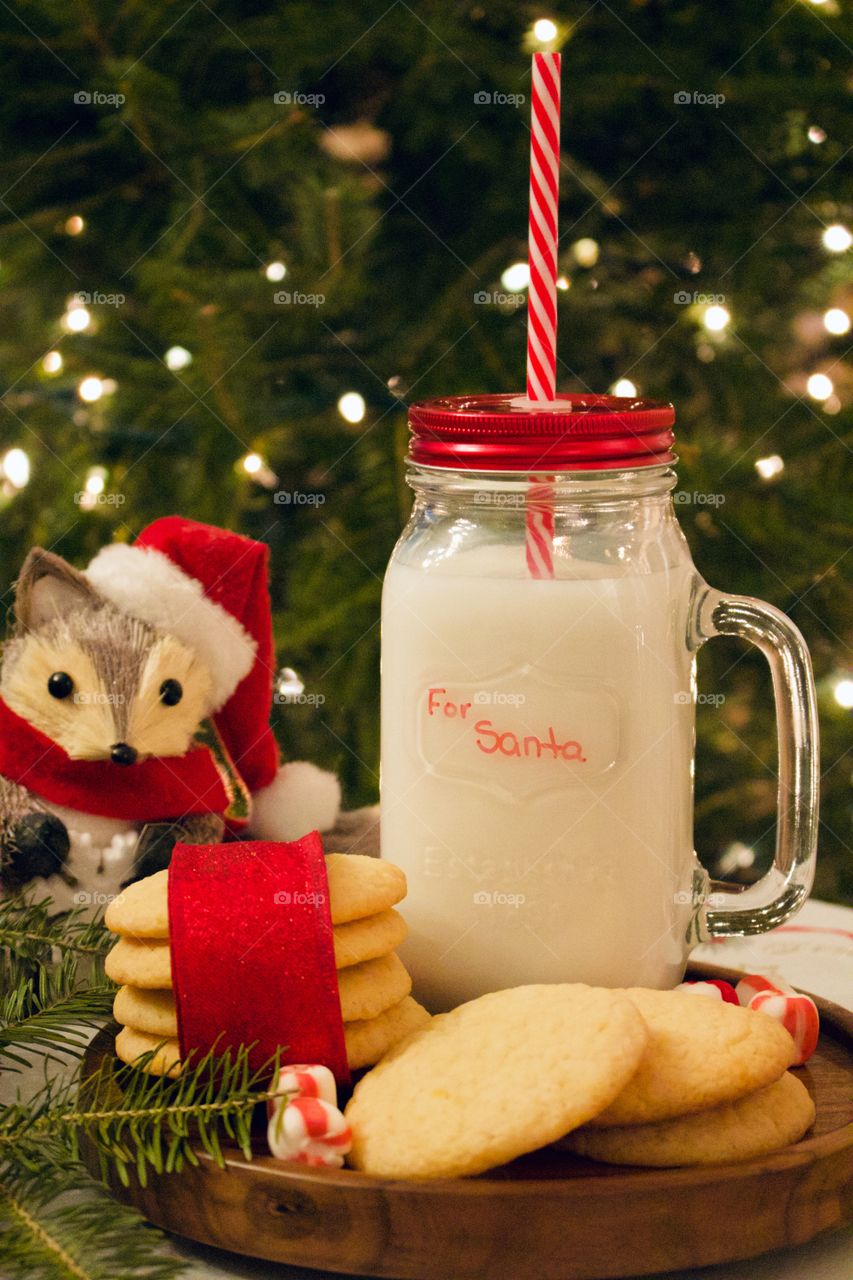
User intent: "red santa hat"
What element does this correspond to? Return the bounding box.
[86,516,340,840]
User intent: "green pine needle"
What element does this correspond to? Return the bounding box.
[0,895,112,963]
[2,1041,283,1189]
[0,1155,184,1280]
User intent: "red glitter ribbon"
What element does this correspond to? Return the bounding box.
[168,836,349,1083]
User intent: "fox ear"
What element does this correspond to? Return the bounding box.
[15,548,102,630]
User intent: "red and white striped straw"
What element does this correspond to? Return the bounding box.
[525,51,561,579]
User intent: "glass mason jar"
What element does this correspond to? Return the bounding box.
[380,395,819,1011]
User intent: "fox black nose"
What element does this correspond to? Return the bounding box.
[110,742,138,766]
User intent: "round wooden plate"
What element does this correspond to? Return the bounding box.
[82,965,853,1280]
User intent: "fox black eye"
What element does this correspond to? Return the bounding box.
[159,679,183,706]
[48,672,74,700]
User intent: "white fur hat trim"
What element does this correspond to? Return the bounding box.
[86,544,256,711]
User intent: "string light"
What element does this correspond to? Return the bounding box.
[501,262,530,291]
[42,351,63,374]
[265,261,287,282]
[2,448,30,489]
[240,453,278,488]
[164,345,192,371]
[755,454,784,480]
[338,391,366,424]
[703,304,731,332]
[823,307,850,335]
[532,18,558,44]
[806,372,833,401]
[556,275,570,291]
[822,224,852,253]
[84,467,106,496]
[571,238,599,268]
[78,376,104,402]
[63,304,91,333]
[807,126,826,144]
[65,215,85,235]
[833,678,853,710]
[611,378,637,397]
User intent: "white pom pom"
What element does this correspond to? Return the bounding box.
[250,762,341,841]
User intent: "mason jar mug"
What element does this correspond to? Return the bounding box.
[380,395,819,1011]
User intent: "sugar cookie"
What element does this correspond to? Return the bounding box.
[346,984,648,1179]
[588,987,798,1128]
[564,1071,815,1167]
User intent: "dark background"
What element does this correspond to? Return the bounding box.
[0,1,850,900]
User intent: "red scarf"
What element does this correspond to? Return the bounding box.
[0,698,248,824]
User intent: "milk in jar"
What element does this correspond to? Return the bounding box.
[382,544,697,1008]
[380,394,820,1009]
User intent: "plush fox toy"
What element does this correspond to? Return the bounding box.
[0,517,344,907]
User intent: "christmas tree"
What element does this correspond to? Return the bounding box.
[0,2,850,900]
[0,4,852,1274]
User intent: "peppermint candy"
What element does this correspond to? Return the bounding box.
[267,1063,352,1168]
[745,986,820,1067]
[676,979,739,1005]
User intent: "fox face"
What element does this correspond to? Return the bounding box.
[2,548,212,763]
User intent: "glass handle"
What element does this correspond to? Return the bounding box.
[692,585,820,937]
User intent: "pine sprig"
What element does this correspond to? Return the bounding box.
[2,1041,283,1189]
[0,1154,184,1280]
[0,960,115,1069]
[0,896,112,963]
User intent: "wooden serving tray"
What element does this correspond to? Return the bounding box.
[81,965,853,1280]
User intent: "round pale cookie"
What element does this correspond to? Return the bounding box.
[344,996,431,1070]
[113,986,176,1038]
[115,1025,182,1078]
[105,870,169,938]
[113,952,412,1036]
[334,908,408,969]
[337,952,412,1022]
[105,913,410,992]
[345,984,648,1180]
[588,987,798,1128]
[105,936,171,989]
[324,854,406,924]
[563,1071,815,1167]
[105,855,406,939]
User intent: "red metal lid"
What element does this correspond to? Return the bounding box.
[408,393,676,471]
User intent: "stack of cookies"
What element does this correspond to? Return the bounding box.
[104,853,430,1077]
[345,984,815,1179]
[558,986,814,1168]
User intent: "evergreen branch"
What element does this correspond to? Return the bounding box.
[0,1155,185,1280]
[0,973,115,1069]
[0,897,112,961]
[0,1042,283,1189]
